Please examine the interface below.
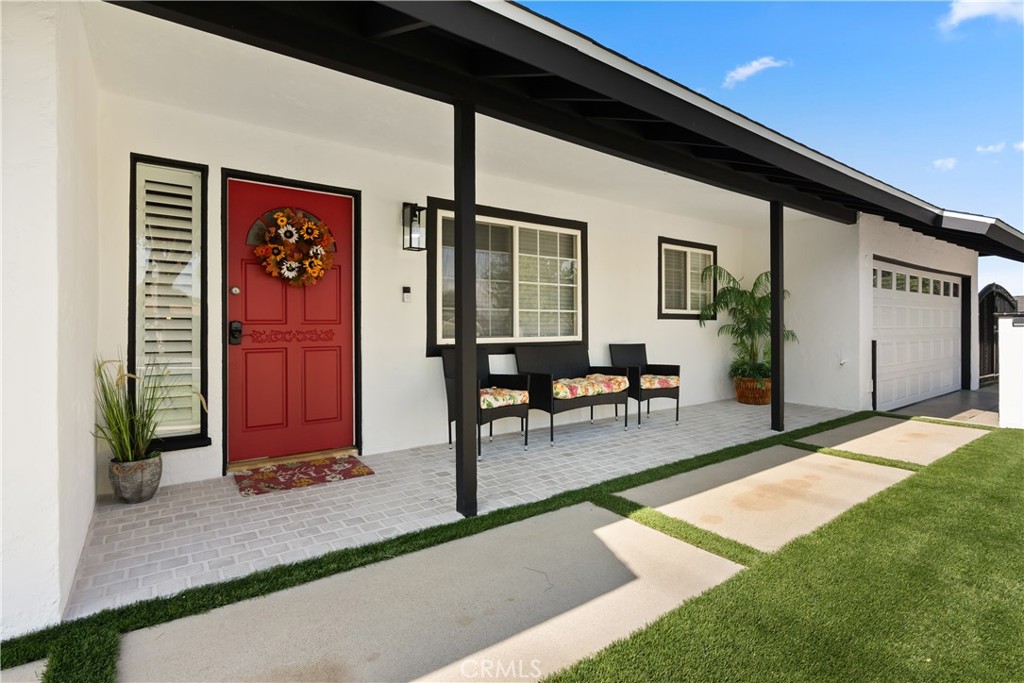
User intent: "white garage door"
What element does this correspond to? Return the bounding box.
[873,262,962,411]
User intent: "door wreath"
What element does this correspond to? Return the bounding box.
[251,207,336,287]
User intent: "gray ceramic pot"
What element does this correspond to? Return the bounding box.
[109,455,162,504]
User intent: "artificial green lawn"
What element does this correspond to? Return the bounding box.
[547,427,1023,683]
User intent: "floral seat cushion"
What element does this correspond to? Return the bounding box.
[586,373,630,393]
[552,374,629,400]
[640,374,680,390]
[480,387,529,410]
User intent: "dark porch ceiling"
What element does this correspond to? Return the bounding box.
[116,0,1024,261]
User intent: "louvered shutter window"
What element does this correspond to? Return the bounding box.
[134,163,203,439]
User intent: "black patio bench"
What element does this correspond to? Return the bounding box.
[514,343,629,445]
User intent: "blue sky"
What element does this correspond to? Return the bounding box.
[521,1,1024,293]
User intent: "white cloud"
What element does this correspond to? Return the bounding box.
[722,57,789,89]
[940,1,1024,31]
[933,157,958,171]
[976,141,1006,153]
[1015,141,1024,152]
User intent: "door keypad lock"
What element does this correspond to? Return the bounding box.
[229,321,244,345]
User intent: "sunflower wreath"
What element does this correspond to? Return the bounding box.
[252,208,336,287]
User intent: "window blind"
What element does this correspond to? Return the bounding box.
[134,163,203,438]
[662,248,687,311]
[689,250,712,310]
[439,215,580,343]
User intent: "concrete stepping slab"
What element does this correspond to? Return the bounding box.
[118,503,741,682]
[0,659,46,682]
[802,416,988,465]
[620,445,913,552]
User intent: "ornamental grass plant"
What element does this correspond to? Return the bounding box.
[94,359,169,463]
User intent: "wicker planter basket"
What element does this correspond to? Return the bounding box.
[109,455,162,504]
[733,377,772,405]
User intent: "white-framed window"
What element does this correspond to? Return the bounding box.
[658,237,717,319]
[130,156,208,446]
[432,205,585,347]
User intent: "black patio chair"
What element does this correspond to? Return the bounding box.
[609,343,680,428]
[441,348,530,456]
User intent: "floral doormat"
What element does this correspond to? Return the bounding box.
[233,456,374,496]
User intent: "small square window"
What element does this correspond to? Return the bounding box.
[909,275,919,293]
[922,278,931,294]
[934,280,942,296]
[953,283,960,297]
[880,270,893,289]
[896,273,907,291]
[659,237,717,319]
[943,281,951,296]
[872,268,878,288]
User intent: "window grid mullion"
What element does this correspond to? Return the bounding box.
[512,225,520,340]
[685,249,692,314]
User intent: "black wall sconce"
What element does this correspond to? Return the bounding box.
[402,202,427,251]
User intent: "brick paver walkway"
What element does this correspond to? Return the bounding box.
[65,401,846,620]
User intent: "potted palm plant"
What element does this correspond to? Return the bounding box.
[697,266,797,405]
[94,358,169,503]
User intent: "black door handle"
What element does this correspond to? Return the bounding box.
[229,321,243,345]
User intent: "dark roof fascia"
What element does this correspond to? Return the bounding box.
[940,214,1024,262]
[386,1,940,227]
[116,1,1022,260]
[114,0,857,225]
[391,1,1024,259]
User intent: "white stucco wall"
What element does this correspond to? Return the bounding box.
[858,214,980,409]
[95,94,751,490]
[781,213,863,410]
[54,2,101,619]
[1,1,63,640]
[997,317,1024,429]
[1,1,99,639]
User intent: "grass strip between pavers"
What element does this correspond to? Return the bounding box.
[787,441,923,471]
[42,628,119,683]
[590,493,765,568]
[875,411,999,431]
[1,410,877,677]
[546,427,1024,683]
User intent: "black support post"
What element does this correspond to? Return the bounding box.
[454,101,478,517]
[960,275,972,390]
[770,200,785,432]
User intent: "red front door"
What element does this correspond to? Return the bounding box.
[226,179,355,463]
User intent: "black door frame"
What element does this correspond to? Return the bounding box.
[220,169,363,475]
